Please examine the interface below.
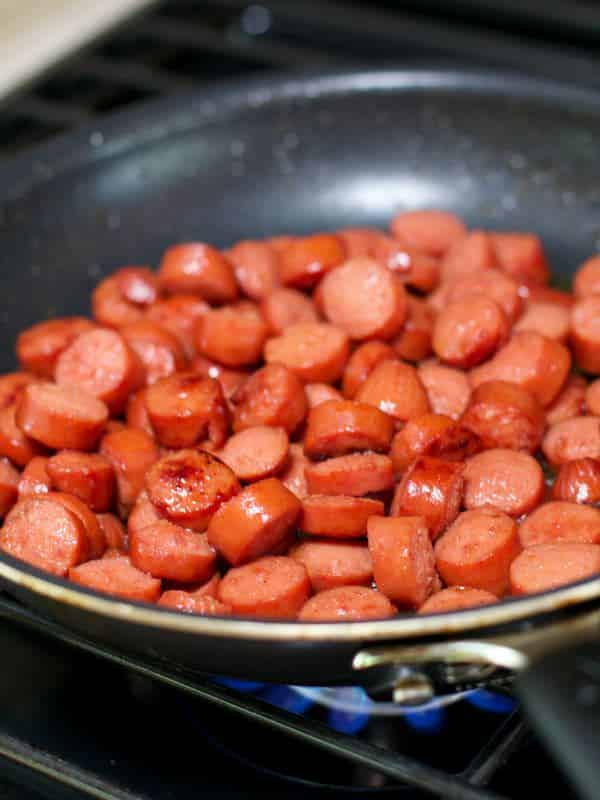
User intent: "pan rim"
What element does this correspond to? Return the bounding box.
[2,65,600,642]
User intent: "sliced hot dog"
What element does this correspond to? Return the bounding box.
[120,320,187,386]
[16,383,108,451]
[46,451,115,512]
[17,456,51,499]
[190,356,249,401]
[391,457,464,540]
[126,388,155,437]
[47,491,105,559]
[195,306,268,367]
[461,381,545,453]
[55,328,144,414]
[553,459,600,505]
[290,538,373,592]
[0,403,47,467]
[279,443,309,500]
[390,210,466,256]
[0,458,19,516]
[305,453,394,496]
[158,591,231,615]
[574,255,600,299]
[146,374,229,449]
[146,449,240,531]
[232,363,307,434]
[227,240,279,300]
[130,519,216,582]
[470,331,571,407]
[157,242,238,303]
[0,372,36,410]
[433,297,508,369]
[390,413,481,474]
[491,232,550,285]
[100,428,159,515]
[207,478,300,565]
[279,233,346,288]
[69,555,162,602]
[392,296,434,362]
[337,227,385,259]
[304,399,394,459]
[17,317,95,378]
[342,341,396,399]
[127,491,162,538]
[434,508,520,596]
[304,383,343,408]
[1,496,88,575]
[260,288,319,335]
[547,374,586,426]
[300,495,384,538]
[146,294,209,359]
[219,426,289,482]
[356,360,430,424]
[463,449,544,517]
[586,379,600,416]
[542,416,600,466]
[418,586,498,614]
[96,513,128,553]
[571,296,600,374]
[418,360,471,420]
[298,585,396,622]
[444,269,522,324]
[218,555,311,619]
[373,237,440,292]
[264,322,350,384]
[518,282,574,310]
[514,301,570,343]
[368,515,436,608]
[510,543,600,595]
[519,501,600,547]
[92,267,158,329]
[440,230,498,282]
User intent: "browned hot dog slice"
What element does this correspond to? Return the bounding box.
[304,383,343,408]
[367,515,436,608]
[514,301,570,343]
[264,322,349,384]
[290,539,373,593]
[207,478,300,565]
[356,360,430,424]
[542,416,600,466]
[434,508,520,596]
[418,361,471,420]
[552,459,600,505]
[189,356,249,401]
[418,586,498,614]
[219,426,289,482]
[491,233,550,285]
[0,458,19,516]
[304,399,394,459]
[232,363,307,435]
[390,210,466,256]
[146,449,240,531]
[0,372,36,410]
[373,237,440,293]
[0,403,47,467]
[92,266,159,328]
[279,443,309,500]
[546,375,586,426]
[146,294,209,359]
[126,389,155,437]
[47,491,105,559]
[100,428,159,515]
[96,513,128,553]
[227,240,279,300]
[300,495,384,538]
[440,230,498,282]
[195,306,268,367]
[130,520,216,582]
[433,297,508,369]
[260,288,319,335]
[444,269,522,324]
[463,449,544,517]
[47,451,115,512]
[158,591,231,615]
[392,296,434,362]
[69,555,162,602]
[218,555,311,619]
[571,296,600,374]
[120,320,186,386]
[510,543,600,595]
[519,501,600,547]
[157,242,238,302]
[17,317,95,378]
[586,379,600,416]
[298,585,396,622]
[305,453,394,496]
[16,383,108,451]
[127,491,162,538]
[390,413,481,475]
[279,233,346,288]
[17,456,51,499]
[342,341,396,399]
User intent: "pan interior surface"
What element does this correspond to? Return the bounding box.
[2,69,600,646]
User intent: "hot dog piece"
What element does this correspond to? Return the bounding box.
[298,585,396,622]
[264,322,349,384]
[553,459,600,505]
[192,572,221,597]
[368,515,436,607]
[130,520,216,582]
[100,428,159,515]
[463,449,544,517]
[418,586,498,614]
[17,317,95,378]
[17,456,51,499]
[491,233,550,285]
[518,282,574,310]
[470,332,571,407]
[158,591,231,615]
[1,496,88,575]
[16,383,108,451]
[433,297,508,369]
[0,403,47,466]
[146,449,240,531]
[0,458,19,516]
[571,296,600,374]
[146,294,209,359]
[218,555,311,618]
[434,508,520,596]
[520,501,600,547]
[157,242,238,303]
[342,341,396,399]
[195,306,268,367]
[46,451,115,512]
[305,453,394,496]
[440,230,498,282]
[304,400,394,460]
[390,210,466,256]
[300,495,384,538]
[219,426,288,482]
[461,381,545,453]
[391,457,464,540]
[542,416,600,466]
[190,357,249,401]
[207,478,300,565]
[390,413,481,474]
[514,302,570,343]
[320,258,407,340]
[92,267,159,328]
[574,255,600,298]
[279,233,346,288]
[96,513,128,552]
[373,238,440,293]
[279,443,309,500]
[232,363,307,435]
[392,297,434,362]
[418,361,471,420]
[445,270,522,325]
[69,555,162,602]
[338,227,385,259]
[227,240,279,300]
[586,379,600,415]
[547,375,586,426]
[356,360,430,424]
[125,389,155,437]
[510,543,600,595]
[47,491,105,559]
[127,491,162,537]
[304,383,343,408]
[146,374,229,449]
[0,373,36,410]
[290,539,373,593]
[120,320,186,386]
[260,288,319,335]
[55,328,144,414]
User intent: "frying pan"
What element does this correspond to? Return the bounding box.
[1,67,600,797]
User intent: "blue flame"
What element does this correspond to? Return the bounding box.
[467,690,515,714]
[259,685,315,715]
[404,706,446,734]
[213,677,265,692]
